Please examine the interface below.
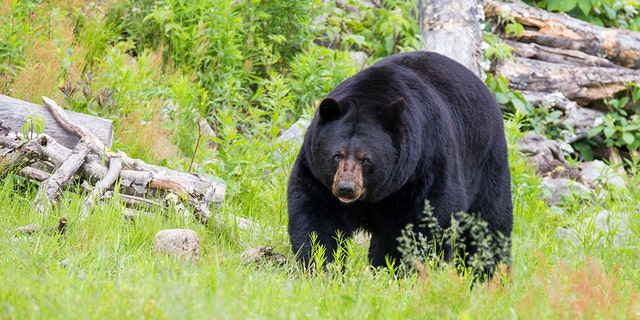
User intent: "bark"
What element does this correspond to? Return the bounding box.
[84,156,122,212]
[34,139,91,213]
[418,0,485,77]
[495,56,639,106]
[484,0,640,69]
[482,0,640,107]
[0,94,113,149]
[505,40,620,68]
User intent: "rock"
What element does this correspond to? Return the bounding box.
[241,246,287,266]
[589,210,633,248]
[349,51,369,69]
[580,160,627,189]
[562,105,605,139]
[517,132,573,176]
[555,227,581,247]
[153,229,200,262]
[540,177,591,205]
[13,224,40,235]
[277,117,310,145]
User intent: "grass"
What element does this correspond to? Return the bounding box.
[1,0,639,318]
[1,120,639,319]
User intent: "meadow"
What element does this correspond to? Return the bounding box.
[1,0,639,318]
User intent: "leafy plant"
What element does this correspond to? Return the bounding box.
[588,95,640,150]
[483,33,514,62]
[21,109,45,140]
[485,73,529,115]
[316,0,421,56]
[527,0,640,31]
[495,8,525,36]
[396,201,512,281]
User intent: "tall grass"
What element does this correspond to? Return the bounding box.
[1,119,638,319]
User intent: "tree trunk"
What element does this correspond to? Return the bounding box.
[417,0,485,77]
[0,94,113,149]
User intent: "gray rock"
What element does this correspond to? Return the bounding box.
[580,160,627,189]
[589,210,633,248]
[555,227,581,247]
[153,229,200,262]
[541,177,591,205]
[277,117,310,145]
[517,132,569,175]
[563,105,605,139]
[349,51,369,69]
[240,246,286,266]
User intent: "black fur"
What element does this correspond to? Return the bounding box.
[287,51,513,276]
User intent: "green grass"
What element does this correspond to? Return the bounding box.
[1,0,639,318]
[1,120,639,319]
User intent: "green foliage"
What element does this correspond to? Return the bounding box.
[494,8,525,37]
[20,109,45,140]
[483,33,514,62]
[286,44,361,110]
[485,73,529,115]
[588,86,640,150]
[0,0,36,91]
[525,100,567,139]
[527,0,640,31]
[318,0,422,56]
[396,202,444,269]
[397,201,512,281]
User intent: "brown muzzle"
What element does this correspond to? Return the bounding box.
[332,159,364,203]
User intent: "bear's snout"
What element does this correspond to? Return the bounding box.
[332,159,364,203]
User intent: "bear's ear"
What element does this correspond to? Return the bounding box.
[319,98,344,122]
[380,98,406,123]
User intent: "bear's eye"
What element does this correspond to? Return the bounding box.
[333,154,342,162]
[360,158,371,165]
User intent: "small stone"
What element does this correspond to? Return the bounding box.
[541,177,591,205]
[555,227,580,247]
[13,224,40,235]
[241,246,287,266]
[349,51,369,69]
[517,132,567,162]
[580,160,626,189]
[277,117,310,145]
[589,210,633,248]
[153,229,200,262]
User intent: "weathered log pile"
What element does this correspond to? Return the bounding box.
[484,0,640,107]
[482,0,640,169]
[414,0,637,214]
[0,95,226,223]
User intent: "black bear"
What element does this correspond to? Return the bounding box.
[287,51,513,277]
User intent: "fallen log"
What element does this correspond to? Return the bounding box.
[0,94,113,149]
[483,0,640,107]
[484,0,640,69]
[505,40,621,68]
[495,56,640,106]
[480,0,640,165]
[1,96,226,224]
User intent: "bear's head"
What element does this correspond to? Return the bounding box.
[309,96,406,203]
